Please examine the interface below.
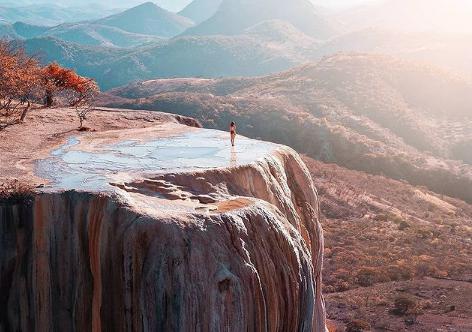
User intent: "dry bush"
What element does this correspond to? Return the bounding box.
[385,265,412,281]
[391,296,418,316]
[0,179,35,202]
[356,267,389,287]
[345,319,371,332]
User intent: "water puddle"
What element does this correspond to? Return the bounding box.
[36,129,279,192]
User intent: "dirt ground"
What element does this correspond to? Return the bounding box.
[0,107,197,185]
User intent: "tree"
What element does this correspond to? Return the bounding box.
[42,63,76,107]
[67,77,99,130]
[42,63,99,129]
[0,42,100,130]
[0,40,42,128]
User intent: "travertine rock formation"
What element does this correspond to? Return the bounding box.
[0,108,326,331]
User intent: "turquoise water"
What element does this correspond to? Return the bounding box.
[36,129,279,192]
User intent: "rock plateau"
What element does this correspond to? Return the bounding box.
[0,108,327,331]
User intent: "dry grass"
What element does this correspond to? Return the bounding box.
[303,157,472,293]
[303,156,472,331]
[326,278,472,331]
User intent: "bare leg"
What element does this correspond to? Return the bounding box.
[231,133,235,146]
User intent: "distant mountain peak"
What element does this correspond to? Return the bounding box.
[179,0,223,24]
[96,1,194,37]
[139,1,156,6]
[182,0,337,39]
[123,2,163,13]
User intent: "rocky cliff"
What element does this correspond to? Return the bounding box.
[0,108,326,331]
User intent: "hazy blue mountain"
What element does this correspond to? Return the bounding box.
[96,2,194,37]
[182,0,338,39]
[0,4,120,25]
[243,20,319,59]
[0,20,163,48]
[12,22,49,38]
[179,0,222,24]
[20,37,128,82]
[21,32,312,90]
[40,23,164,47]
[0,21,19,39]
[1,1,193,12]
[154,0,193,12]
[245,20,316,45]
[1,3,195,47]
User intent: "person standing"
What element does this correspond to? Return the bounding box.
[230,121,236,146]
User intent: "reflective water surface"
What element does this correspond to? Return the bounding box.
[36,129,279,192]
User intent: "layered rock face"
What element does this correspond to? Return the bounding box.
[0,110,326,331]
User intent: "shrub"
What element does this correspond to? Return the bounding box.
[346,319,371,332]
[386,265,412,281]
[390,215,409,230]
[356,268,378,287]
[0,179,35,203]
[391,296,417,316]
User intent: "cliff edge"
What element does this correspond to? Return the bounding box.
[0,108,326,331]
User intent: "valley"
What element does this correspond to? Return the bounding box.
[1,0,471,90]
[305,157,472,331]
[100,54,472,203]
[1,0,471,331]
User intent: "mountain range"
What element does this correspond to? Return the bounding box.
[1,0,468,88]
[178,0,222,24]
[95,2,194,37]
[0,3,121,26]
[182,0,338,39]
[312,28,472,81]
[0,2,193,47]
[20,27,311,90]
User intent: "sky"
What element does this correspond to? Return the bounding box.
[312,0,379,9]
[0,0,379,12]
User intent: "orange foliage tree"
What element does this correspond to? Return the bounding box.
[65,76,99,130]
[42,63,99,129]
[0,40,42,127]
[0,41,100,130]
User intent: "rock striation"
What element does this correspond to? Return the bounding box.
[0,108,327,331]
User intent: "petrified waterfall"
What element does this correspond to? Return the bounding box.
[0,123,326,331]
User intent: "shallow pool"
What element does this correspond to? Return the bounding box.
[36,129,279,192]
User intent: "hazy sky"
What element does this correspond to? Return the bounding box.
[312,0,379,9]
[0,0,379,11]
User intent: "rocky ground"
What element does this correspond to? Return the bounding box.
[303,157,472,331]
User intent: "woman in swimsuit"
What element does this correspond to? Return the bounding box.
[230,121,236,146]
